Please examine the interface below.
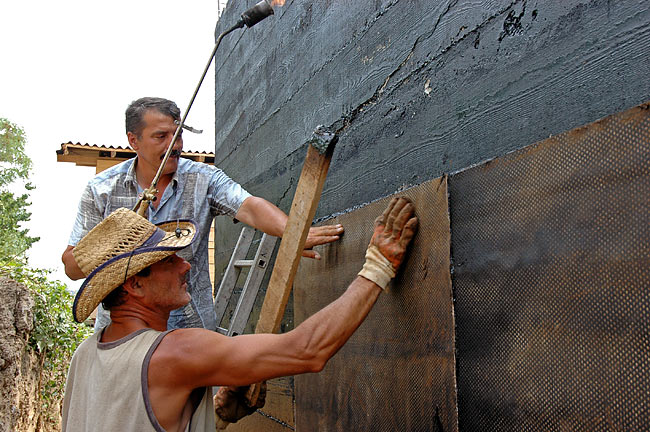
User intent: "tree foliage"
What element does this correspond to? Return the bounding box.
[0,118,32,185]
[0,118,39,260]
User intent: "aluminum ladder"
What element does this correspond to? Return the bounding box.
[214,226,277,336]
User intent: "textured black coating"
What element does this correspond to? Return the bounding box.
[213,0,650,221]
[293,177,457,432]
[212,0,650,279]
[449,103,650,431]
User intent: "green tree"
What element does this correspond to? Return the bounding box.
[0,118,39,260]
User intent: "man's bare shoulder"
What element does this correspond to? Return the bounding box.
[149,328,231,388]
[161,327,220,345]
[154,328,227,361]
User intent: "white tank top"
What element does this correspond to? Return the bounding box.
[62,328,215,431]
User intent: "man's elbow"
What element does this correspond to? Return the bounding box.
[297,350,328,374]
[64,267,82,281]
[307,357,328,373]
[292,333,331,373]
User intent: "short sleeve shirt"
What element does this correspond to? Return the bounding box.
[69,157,251,330]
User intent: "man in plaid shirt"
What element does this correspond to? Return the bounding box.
[62,96,343,331]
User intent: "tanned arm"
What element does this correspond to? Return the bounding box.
[235,196,344,259]
[156,275,381,386]
[62,245,85,280]
[148,197,417,429]
[147,277,382,430]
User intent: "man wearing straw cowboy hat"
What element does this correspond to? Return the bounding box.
[62,197,417,431]
[61,96,343,332]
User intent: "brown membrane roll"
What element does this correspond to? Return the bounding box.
[294,177,457,432]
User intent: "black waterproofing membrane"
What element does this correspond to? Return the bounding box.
[449,103,650,431]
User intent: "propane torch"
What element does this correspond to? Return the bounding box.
[133,0,278,217]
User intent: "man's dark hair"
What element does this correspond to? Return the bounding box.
[125,97,181,137]
[101,265,152,310]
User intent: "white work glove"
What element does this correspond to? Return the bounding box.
[358,197,418,290]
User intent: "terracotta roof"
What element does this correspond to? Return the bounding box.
[57,142,214,156]
[56,142,215,168]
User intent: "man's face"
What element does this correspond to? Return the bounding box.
[128,109,183,176]
[138,253,191,312]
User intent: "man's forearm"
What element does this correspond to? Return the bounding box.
[235,196,287,237]
[292,276,382,371]
[62,245,85,280]
[234,196,343,260]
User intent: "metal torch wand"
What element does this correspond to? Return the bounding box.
[133,0,276,216]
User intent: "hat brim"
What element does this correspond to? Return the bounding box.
[73,219,197,323]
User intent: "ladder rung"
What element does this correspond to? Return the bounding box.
[214,228,277,337]
[214,227,255,324]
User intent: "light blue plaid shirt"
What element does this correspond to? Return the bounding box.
[69,157,251,330]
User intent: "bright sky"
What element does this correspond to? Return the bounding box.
[1,1,231,291]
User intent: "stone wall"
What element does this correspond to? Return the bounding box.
[0,276,39,431]
[0,276,60,432]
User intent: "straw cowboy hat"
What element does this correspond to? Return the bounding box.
[72,208,197,323]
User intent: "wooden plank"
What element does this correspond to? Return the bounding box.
[238,132,337,414]
[96,158,123,173]
[254,139,335,334]
[56,154,101,167]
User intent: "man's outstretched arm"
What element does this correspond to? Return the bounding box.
[154,197,418,389]
[235,195,344,259]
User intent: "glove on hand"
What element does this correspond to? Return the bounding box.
[358,197,418,290]
[214,381,267,429]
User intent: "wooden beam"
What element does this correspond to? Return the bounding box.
[57,154,102,167]
[255,130,337,334]
[96,158,125,173]
[238,130,338,410]
[238,129,337,409]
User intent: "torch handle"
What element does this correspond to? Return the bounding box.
[132,20,245,216]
